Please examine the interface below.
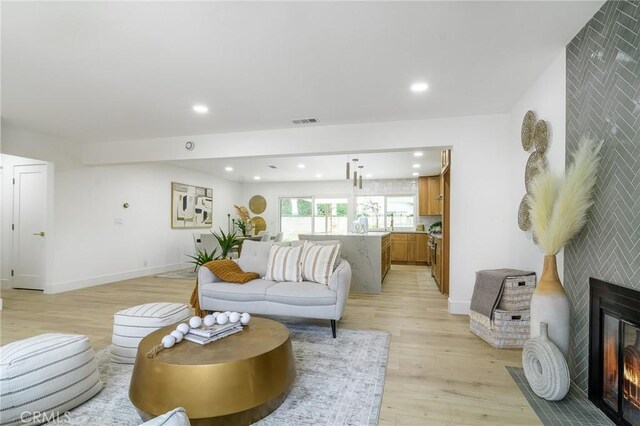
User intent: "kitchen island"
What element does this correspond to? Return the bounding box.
[298,232,390,294]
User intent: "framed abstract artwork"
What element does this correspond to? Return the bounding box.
[171,182,213,228]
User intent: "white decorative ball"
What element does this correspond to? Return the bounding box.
[162,335,176,348]
[212,311,221,317]
[224,311,232,316]
[229,312,240,323]
[216,313,229,325]
[189,316,203,328]
[203,315,216,327]
[240,313,251,325]
[170,330,183,343]
[176,323,190,334]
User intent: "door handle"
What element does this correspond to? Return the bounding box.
[33,231,45,237]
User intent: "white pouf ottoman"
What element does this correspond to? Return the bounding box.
[111,302,190,364]
[0,333,103,426]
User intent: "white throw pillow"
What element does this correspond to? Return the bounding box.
[264,245,303,282]
[301,241,340,286]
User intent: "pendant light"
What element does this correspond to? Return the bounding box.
[345,161,350,180]
[353,171,358,187]
[358,165,364,189]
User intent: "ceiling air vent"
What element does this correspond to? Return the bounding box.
[292,118,318,125]
[268,165,278,169]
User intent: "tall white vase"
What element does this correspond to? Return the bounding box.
[529,255,570,359]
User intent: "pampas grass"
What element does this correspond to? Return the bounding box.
[528,137,603,255]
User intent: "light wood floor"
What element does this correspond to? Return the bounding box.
[0,265,540,425]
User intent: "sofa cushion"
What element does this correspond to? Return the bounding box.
[294,240,342,269]
[266,281,337,306]
[264,245,303,282]
[200,278,277,302]
[237,240,274,277]
[301,242,340,286]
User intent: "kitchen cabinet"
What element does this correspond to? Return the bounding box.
[390,233,429,265]
[418,175,442,216]
[416,234,429,263]
[432,236,443,291]
[381,234,391,282]
[390,233,408,262]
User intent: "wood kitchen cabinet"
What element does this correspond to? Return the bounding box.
[432,236,443,292]
[418,176,442,216]
[381,234,391,282]
[390,233,429,265]
[416,234,429,263]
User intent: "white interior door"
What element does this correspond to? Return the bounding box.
[12,164,47,290]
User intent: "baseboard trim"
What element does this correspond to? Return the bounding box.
[44,263,190,294]
[448,298,470,315]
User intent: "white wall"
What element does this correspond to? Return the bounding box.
[1,123,242,293]
[506,50,567,282]
[50,163,241,292]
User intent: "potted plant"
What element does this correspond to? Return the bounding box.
[212,228,241,259]
[185,247,219,271]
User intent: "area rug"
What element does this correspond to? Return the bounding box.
[154,269,197,279]
[61,324,390,425]
[506,366,613,426]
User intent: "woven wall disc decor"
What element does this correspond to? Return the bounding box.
[518,194,532,231]
[525,151,549,193]
[249,195,267,214]
[250,216,267,235]
[532,120,549,154]
[521,110,536,151]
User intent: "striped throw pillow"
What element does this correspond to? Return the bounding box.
[301,241,340,286]
[264,245,303,282]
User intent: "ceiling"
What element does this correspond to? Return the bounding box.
[168,149,441,182]
[1,1,603,144]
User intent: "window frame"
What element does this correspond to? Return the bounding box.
[356,194,417,230]
[278,195,351,237]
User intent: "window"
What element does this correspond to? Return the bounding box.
[386,196,415,228]
[356,196,385,230]
[279,196,349,240]
[314,198,349,235]
[356,195,415,230]
[280,197,312,241]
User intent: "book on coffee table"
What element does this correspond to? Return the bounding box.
[183,323,243,345]
[188,323,239,338]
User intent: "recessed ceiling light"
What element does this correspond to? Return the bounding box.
[224,166,233,172]
[365,174,373,178]
[316,173,323,178]
[412,164,421,168]
[254,176,261,180]
[297,164,306,169]
[414,151,424,157]
[412,172,420,176]
[411,82,429,92]
[192,104,209,113]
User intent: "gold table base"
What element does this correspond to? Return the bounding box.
[129,318,296,425]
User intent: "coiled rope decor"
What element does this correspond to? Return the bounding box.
[522,322,570,401]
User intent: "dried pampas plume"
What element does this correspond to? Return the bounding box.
[528,137,603,255]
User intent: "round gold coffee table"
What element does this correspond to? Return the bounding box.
[129,317,296,425]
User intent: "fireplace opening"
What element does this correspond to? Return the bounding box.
[590,278,640,426]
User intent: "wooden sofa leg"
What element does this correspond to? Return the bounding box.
[331,320,337,338]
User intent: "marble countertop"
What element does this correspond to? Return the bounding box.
[390,230,430,234]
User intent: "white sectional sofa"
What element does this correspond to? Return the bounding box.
[198,240,351,337]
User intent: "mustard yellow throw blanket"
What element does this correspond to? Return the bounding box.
[190,259,260,316]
